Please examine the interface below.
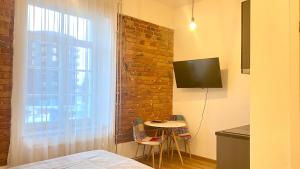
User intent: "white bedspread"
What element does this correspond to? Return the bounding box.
[10,150,153,169]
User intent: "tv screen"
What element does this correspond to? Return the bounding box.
[173,58,222,88]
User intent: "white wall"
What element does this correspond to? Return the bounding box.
[290,0,300,167]
[251,0,300,168]
[117,0,175,158]
[121,0,174,29]
[173,0,250,160]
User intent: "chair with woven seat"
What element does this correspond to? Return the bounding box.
[170,115,192,158]
[133,117,161,168]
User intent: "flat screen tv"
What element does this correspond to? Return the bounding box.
[173,58,222,88]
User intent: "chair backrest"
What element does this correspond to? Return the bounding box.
[171,115,190,136]
[132,117,146,141]
[171,115,186,121]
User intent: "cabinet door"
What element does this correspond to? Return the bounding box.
[217,136,250,169]
[241,0,250,74]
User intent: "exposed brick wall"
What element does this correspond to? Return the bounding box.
[116,15,174,144]
[0,0,14,165]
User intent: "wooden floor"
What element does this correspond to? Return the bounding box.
[137,153,216,169]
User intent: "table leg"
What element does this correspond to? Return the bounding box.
[159,130,165,169]
[172,131,184,165]
[152,146,155,168]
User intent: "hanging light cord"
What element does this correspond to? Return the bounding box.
[192,0,195,20]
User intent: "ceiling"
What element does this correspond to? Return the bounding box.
[156,0,200,8]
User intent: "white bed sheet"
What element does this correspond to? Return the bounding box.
[10,150,153,169]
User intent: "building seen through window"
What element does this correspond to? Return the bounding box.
[25,5,93,128]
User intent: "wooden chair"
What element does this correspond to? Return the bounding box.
[169,115,192,159]
[133,117,161,168]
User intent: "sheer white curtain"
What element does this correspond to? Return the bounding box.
[9,0,118,166]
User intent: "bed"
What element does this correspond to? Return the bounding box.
[10,150,153,169]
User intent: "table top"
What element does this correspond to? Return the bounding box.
[144,120,186,128]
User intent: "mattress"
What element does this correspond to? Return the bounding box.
[10,150,153,169]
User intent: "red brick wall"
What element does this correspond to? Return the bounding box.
[116,15,174,144]
[0,0,14,165]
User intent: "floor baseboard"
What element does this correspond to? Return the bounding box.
[133,150,216,164]
[179,151,216,163]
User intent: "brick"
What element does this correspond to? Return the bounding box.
[0,130,10,139]
[0,20,10,35]
[0,109,11,118]
[116,15,173,144]
[0,121,10,129]
[0,93,10,98]
[0,65,11,72]
[0,0,14,165]
[0,72,11,79]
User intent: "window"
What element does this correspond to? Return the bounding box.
[10,0,116,165]
[25,5,94,133]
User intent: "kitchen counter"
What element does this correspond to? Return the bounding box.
[215,125,250,139]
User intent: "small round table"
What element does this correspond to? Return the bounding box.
[144,120,186,168]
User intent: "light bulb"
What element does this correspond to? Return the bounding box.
[189,18,197,31]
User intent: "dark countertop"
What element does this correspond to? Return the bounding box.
[215,125,250,140]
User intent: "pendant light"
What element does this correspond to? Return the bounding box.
[189,0,197,30]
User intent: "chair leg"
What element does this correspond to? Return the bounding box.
[143,145,146,158]
[171,139,174,160]
[135,144,140,158]
[148,146,153,160]
[184,140,187,153]
[168,137,172,157]
[152,146,155,168]
[188,140,192,158]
